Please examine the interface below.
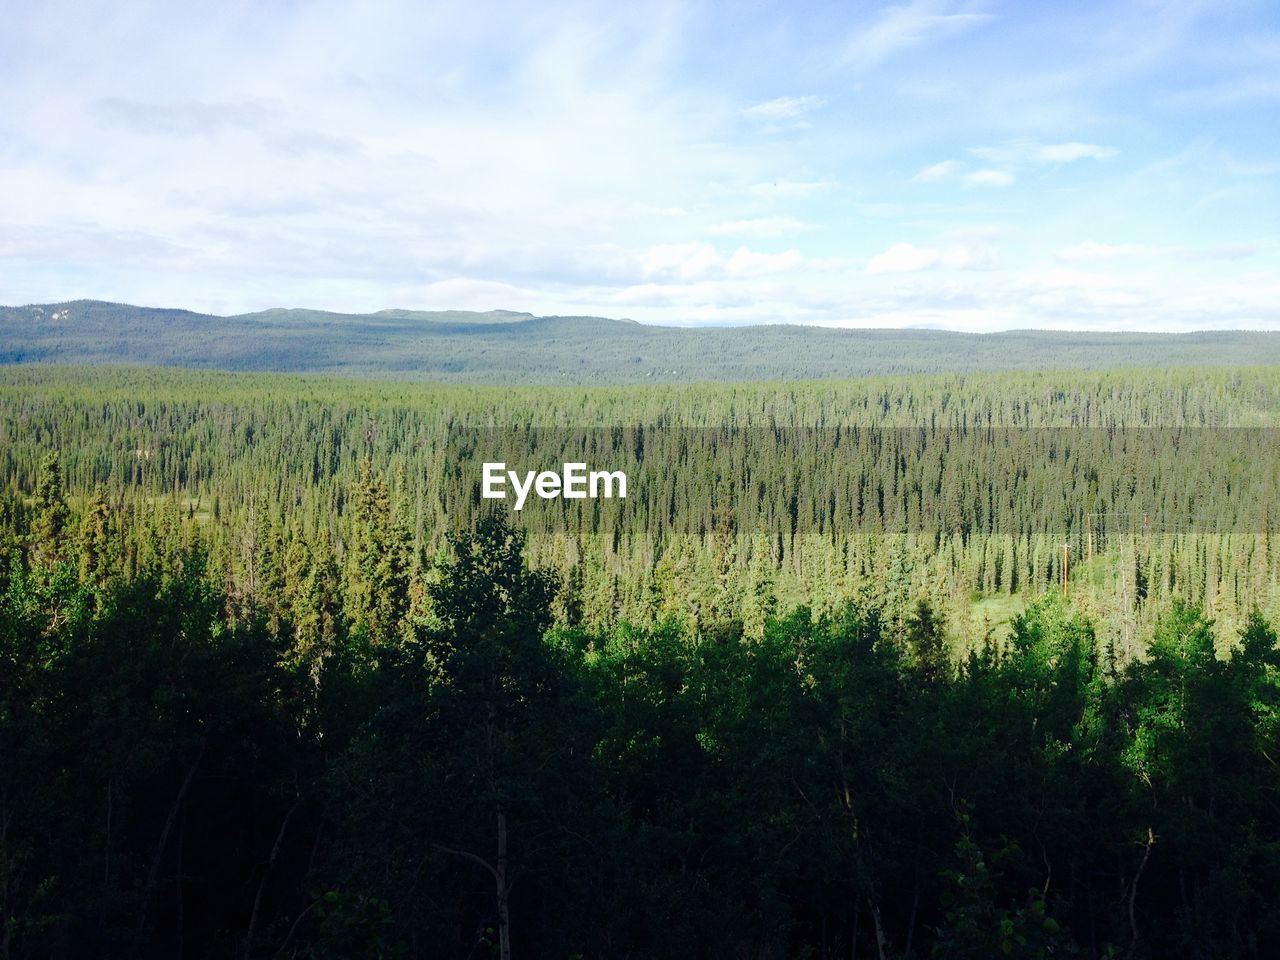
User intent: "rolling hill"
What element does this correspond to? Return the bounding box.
[4,299,1280,383]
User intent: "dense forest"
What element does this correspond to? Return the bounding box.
[4,363,1280,957]
[9,301,1280,382]
[4,364,1280,648]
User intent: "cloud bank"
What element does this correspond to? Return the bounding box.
[0,0,1275,330]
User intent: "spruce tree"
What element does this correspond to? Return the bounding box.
[31,451,70,566]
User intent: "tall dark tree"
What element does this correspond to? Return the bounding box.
[30,452,70,567]
[422,514,562,960]
[345,460,410,646]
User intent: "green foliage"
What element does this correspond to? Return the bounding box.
[345,459,411,646]
[4,498,1280,956]
[908,599,949,681]
[5,365,1280,956]
[932,819,1074,959]
[30,451,69,566]
[5,363,1280,649]
[10,300,1280,382]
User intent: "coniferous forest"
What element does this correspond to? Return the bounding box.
[4,363,1280,958]
[10,300,1280,383]
[8,0,1279,955]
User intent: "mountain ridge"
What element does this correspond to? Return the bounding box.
[5,299,1280,384]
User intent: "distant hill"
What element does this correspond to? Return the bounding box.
[4,299,1280,383]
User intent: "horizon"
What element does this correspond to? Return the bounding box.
[9,296,1280,337]
[3,1,1277,331]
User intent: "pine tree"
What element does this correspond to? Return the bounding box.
[31,451,71,566]
[346,460,410,645]
[424,514,562,960]
[906,598,949,681]
[78,486,115,589]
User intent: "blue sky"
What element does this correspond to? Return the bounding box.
[1,0,1277,329]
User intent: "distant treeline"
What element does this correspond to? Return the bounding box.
[9,300,1280,382]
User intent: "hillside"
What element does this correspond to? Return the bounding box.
[5,299,1280,383]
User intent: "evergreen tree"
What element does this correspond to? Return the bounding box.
[31,451,70,567]
[345,460,410,645]
[77,486,114,590]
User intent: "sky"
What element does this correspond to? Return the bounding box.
[1,0,1277,330]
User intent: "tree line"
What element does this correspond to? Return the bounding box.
[11,301,1280,383]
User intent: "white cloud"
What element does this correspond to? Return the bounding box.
[971,140,1117,165]
[965,169,1014,186]
[0,1,1273,332]
[913,160,959,181]
[1057,241,1168,262]
[1038,141,1118,163]
[867,238,998,274]
[1057,240,1259,263]
[1197,244,1257,261]
[845,1,994,71]
[867,242,940,274]
[915,141,1114,191]
[413,277,530,309]
[939,241,997,269]
[634,243,806,281]
[708,216,814,238]
[743,95,825,121]
[639,244,723,280]
[726,247,804,276]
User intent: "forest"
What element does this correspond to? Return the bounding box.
[4,363,1280,958]
[10,300,1280,382]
